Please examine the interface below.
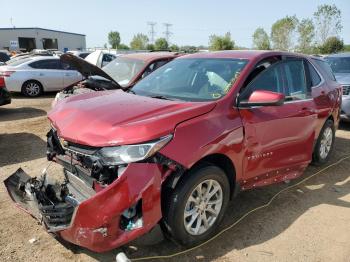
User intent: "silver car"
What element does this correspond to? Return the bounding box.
[0,56,83,97]
[325,53,350,122]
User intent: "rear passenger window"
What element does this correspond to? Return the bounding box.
[30,59,60,69]
[313,59,336,81]
[307,61,321,86]
[283,59,308,100]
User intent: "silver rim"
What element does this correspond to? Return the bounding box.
[25,82,41,96]
[184,179,223,236]
[320,126,333,159]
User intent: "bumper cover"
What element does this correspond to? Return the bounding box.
[4,163,163,252]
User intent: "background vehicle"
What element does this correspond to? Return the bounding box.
[54,51,181,103]
[325,53,350,121]
[0,56,82,97]
[67,50,92,59]
[5,51,341,253]
[85,50,117,68]
[0,50,11,63]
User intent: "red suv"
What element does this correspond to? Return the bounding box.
[5,51,341,252]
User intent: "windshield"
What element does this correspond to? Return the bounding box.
[325,57,350,74]
[131,58,248,101]
[103,57,145,87]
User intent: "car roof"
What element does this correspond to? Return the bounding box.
[28,56,59,61]
[325,52,350,58]
[177,50,308,60]
[120,52,180,62]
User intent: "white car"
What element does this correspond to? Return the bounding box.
[85,50,117,68]
[0,56,83,97]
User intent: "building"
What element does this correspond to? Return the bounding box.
[0,27,86,52]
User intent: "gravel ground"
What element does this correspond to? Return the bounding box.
[0,94,349,262]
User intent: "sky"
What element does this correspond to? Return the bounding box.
[1,0,349,48]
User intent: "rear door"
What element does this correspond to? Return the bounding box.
[60,61,83,87]
[29,59,63,91]
[238,58,317,182]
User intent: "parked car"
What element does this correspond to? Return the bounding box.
[85,50,117,68]
[0,75,11,106]
[4,51,341,252]
[67,50,92,59]
[53,52,181,103]
[0,50,11,63]
[0,56,83,97]
[324,52,350,121]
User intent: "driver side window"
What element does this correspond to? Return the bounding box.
[240,61,285,101]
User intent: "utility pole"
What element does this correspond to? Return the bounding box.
[147,22,157,44]
[163,23,173,44]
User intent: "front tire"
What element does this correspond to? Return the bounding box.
[312,119,335,165]
[163,165,230,246]
[22,81,43,97]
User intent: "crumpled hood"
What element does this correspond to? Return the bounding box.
[334,73,350,85]
[48,90,216,147]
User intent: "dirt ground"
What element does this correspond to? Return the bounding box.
[0,94,349,262]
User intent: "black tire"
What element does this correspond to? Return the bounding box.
[312,119,335,165]
[163,165,230,246]
[21,80,43,97]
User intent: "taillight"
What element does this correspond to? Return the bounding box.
[0,71,15,77]
[0,77,5,88]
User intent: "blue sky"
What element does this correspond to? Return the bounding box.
[1,0,349,48]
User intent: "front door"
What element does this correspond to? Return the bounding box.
[238,59,317,184]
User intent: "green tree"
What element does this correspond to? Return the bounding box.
[209,32,235,51]
[146,43,155,51]
[252,27,270,50]
[118,43,130,50]
[297,18,315,54]
[180,45,198,53]
[271,15,298,51]
[108,31,121,49]
[130,33,149,50]
[318,36,344,54]
[169,44,179,51]
[154,38,169,50]
[314,4,342,45]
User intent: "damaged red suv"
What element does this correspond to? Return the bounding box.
[5,51,341,252]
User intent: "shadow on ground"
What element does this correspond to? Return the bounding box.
[0,107,47,122]
[71,135,350,262]
[0,133,46,167]
[9,92,57,99]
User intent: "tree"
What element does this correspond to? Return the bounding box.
[209,32,235,51]
[146,43,155,51]
[297,18,315,54]
[271,15,298,51]
[130,33,149,50]
[318,36,344,54]
[252,28,270,50]
[314,4,342,45]
[108,31,121,49]
[154,38,169,50]
[118,43,130,50]
[170,44,179,51]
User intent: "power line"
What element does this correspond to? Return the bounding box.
[163,23,173,44]
[147,22,157,44]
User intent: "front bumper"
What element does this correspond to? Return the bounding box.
[4,162,163,252]
[341,96,350,121]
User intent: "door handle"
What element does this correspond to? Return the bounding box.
[39,73,44,76]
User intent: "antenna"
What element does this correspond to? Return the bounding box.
[10,17,15,28]
[147,22,157,44]
[163,23,173,44]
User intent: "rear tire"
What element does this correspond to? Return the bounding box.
[312,119,335,165]
[163,165,230,246]
[21,80,43,97]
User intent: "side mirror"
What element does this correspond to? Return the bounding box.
[239,90,285,107]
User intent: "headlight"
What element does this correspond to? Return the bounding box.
[96,135,172,165]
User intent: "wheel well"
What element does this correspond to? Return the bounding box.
[327,115,334,123]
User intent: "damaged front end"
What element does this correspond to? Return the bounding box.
[4,128,183,252]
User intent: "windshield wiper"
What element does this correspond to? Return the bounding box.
[127,89,136,94]
[150,95,174,100]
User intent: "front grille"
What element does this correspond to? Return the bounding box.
[343,85,350,96]
[39,203,74,229]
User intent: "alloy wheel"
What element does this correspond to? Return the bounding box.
[319,126,333,159]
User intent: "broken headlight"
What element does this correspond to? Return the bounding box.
[96,135,172,165]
